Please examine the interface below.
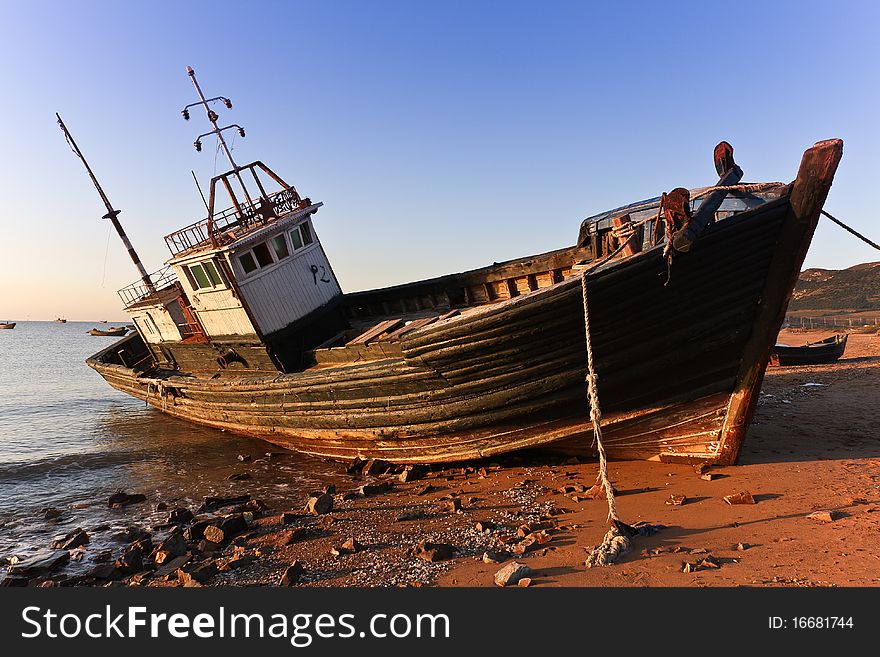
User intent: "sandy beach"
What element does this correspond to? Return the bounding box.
[3,330,878,588]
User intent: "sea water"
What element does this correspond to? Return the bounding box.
[0,321,340,568]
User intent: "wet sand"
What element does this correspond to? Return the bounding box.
[4,331,878,587]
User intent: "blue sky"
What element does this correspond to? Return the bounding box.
[1,0,878,320]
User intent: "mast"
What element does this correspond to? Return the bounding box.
[57,113,156,295]
[183,66,254,210]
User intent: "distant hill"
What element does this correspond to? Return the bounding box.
[789,261,880,311]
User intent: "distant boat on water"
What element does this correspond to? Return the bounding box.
[0,322,15,329]
[88,326,128,337]
[55,318,67,323]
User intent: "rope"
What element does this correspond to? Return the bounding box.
[580,271,631,567]
[821,210,880,252]
[688,181,785,201]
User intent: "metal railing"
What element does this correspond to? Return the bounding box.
[163,187,306,256]
[784,314,880,329]
[117,266,179,308]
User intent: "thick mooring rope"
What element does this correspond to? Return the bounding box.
[580,271,631,567]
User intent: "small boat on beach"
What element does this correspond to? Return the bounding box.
[0,322,15,329]
[88,326,129,337]
[770,334,848,366]
[66,68,843,466]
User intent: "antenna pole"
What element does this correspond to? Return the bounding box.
[57,113,156,295]
[186,66,254,208]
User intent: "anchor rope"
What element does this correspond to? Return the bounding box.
[580,271,632,567]
[821,210,880,252]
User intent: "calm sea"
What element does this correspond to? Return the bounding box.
[0,321,340,567]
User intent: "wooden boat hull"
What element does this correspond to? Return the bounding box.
[0,323,14,329]
[770,334,847,366]
[89,327,128,336]
[86,140,843,465]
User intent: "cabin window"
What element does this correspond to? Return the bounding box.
[182,266,198,290]
[238,252,258,274]
[270,235,290,260]
[289,227,303,250]
[253,242,274,268]
[189,263,212,289]
[300,221,313,245]
[203,260,223,287]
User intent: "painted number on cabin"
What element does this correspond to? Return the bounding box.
[310,264,331,286]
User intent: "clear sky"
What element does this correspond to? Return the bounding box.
[1,0,878,320]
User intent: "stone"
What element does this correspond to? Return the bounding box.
[358,482,392,497]
[156,502,169,511]
[50,528,89,550]
[394,511,425,522]
[411,541,455,562]
[154,532,188,563]
[493,562,533,587]
[181,559,217,584]
[330,537,362,556]
[399,465,426,483]
[807,510,840,523]
[701,473,719,481]
[362,459,392,476]
[42,507,63,521]
[723,491,756,505]
[198,495,251,513]
[345,457,366,475]
[279,561,303,586]
[666,495,687,506]
[219,555,256,571]
[440,498,462,513]
[111,526,151,544]
[108,491,147,509]
[415,484,436,496]
[167,508,194,524]
[736,542,750,551]
[153,555,191,579]
[237,454,252,462]
[274,527,309,547]
[203,514,248,544]
[475,521,496,533]
[8,550,70,577]
[114,546,144,574]
[87,563,121,580]
[197,539,221,554]
[511,535,539,556]
[306,493,334,515]
[481,551,504,564]
[184,519,214,542]
[281,511,302,525]
[517,577,533,588]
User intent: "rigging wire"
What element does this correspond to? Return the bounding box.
[100,222,112,287]
[821,210,880,252]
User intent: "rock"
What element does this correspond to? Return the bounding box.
[700,473,719,481]
[415,484,436,496]
[1,576,29,587]
[493,562,533,587]
[517,577,533,588]
[481,551,505,564]
[108,491,147,509]
[114,546,144,574]
[399,465,426,483]
[306,493,334,515]
[154,532,188,564]
[440,498,462,513]
[195,539,220,554]
[198,495,250,513]
[219,555,256,571]
[111,526,151,544]
[237,454,252,462]
[42,507,64,521]
[394,511,425,522]
[666,495,687,506]
[280,511,302,525]
[227,472,252,481]
[511,535,539,556]
[737,542,750,551]
[585,484,617,500]
[475,521,496,533]
[167,508,194,524]
[86,563,120,580]
[345,457,366,475]
[233,499,268,517]
[807,510,840,522]
[362,459,392,476]
[411,541,455,562]
[180,559,217,584]
[153,555,191,579]
[330,537,362,556]
[184,519,214,542]
[723,491,756,505]
[156,502,169,511]
[358,482,392,497]
[274,527,309,547]
[50,528,89,550]
[203,514,248,544]
[279,561,303,586]
[8,550,70,577]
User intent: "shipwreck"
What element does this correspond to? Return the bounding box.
[64,68,843,465]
